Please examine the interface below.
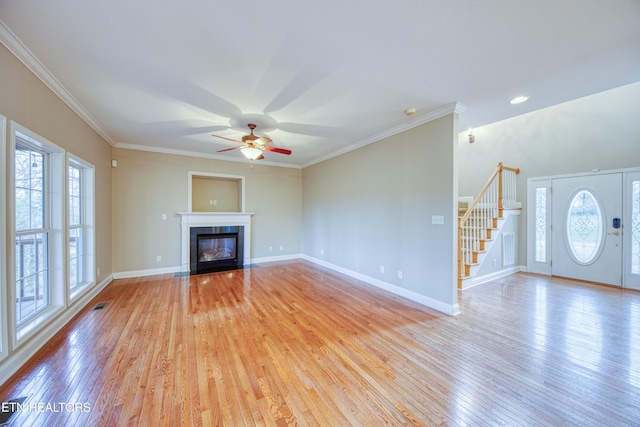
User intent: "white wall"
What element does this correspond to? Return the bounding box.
[302,114,459,313]
[458,81,640,265]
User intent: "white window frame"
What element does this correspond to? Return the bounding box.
[0,114,8,362]
[10,122,65,345]
[67,153,95,302]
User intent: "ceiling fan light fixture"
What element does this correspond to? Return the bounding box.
[241,147,262,160]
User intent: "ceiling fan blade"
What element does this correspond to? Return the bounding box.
[217,146,241,152]
[277,122,342,136]
[263,146,292,155]
[212,134,242,143]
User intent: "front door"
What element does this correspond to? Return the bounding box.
[551,173,623,286]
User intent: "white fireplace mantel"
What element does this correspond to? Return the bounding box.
[178,212,253,272]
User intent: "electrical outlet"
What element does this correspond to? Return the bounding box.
[280,246,284,251]
[380,265,385,274]
[156,256,161,262]
[320,249,324,255]
[97,267,101,276]
[431,215,445,225]
[398,270,403,279]
[269,246,273,252]
[161,213,167,220]
[493,259,497,267]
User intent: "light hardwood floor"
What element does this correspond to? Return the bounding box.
[1,260,639,426]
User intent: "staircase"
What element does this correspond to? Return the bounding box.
[458,163,520,289]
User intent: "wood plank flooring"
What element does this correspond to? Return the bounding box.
[1,260,639,426]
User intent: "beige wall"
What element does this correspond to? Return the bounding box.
[302,114,458,309]
[0,44,113,282]
[192,177,239,212]
[111,148,302,273]
[458,82,640,266]
[0,43,113,383]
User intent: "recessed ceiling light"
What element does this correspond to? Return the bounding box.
[509,95,529,105]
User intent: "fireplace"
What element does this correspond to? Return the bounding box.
[179,212,253,273]
[190,226,244,273]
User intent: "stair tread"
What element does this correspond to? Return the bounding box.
[460,249,486,254]
[460,237,493,242]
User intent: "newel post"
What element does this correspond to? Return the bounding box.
[497,162,504,218]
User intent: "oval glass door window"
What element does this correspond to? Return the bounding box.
[566,190,603,264]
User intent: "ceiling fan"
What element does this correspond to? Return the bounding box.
[213,123,291,160]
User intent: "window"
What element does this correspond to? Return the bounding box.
[534,187,547,263]
[12,124,65,342]
[632,180,640,275]
[14,141,50,325]
[68,162,83,292]
[527,179,551,275]
[9,123,95,346]
[67,156,95,298]
[566,189,603,265]
[0,115,7,360]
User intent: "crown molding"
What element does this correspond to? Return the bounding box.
[0,19,115,145]
[302,102,466,168]
[113,142,302,169]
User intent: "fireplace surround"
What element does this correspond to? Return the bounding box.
[178,212,253,273]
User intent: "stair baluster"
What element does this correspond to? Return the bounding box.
[458,163,520,288]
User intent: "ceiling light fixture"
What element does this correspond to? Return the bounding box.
[509,95,529,105]
[241,147,262,160]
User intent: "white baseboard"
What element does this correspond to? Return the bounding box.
[113,266,182,279]
[0,274,113,387]
[460,265,524,290]
[251,254,302,264]
[302,255,459,316]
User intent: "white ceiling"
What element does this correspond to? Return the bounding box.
[1,1,639,168]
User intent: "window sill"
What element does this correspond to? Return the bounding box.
[15,305,65,344]
[69,280,95,302]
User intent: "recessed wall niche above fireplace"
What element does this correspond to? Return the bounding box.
[188,171,245,213]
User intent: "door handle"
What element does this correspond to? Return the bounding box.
[608,231,621,236]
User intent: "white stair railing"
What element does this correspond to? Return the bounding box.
[458,163,520,287]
